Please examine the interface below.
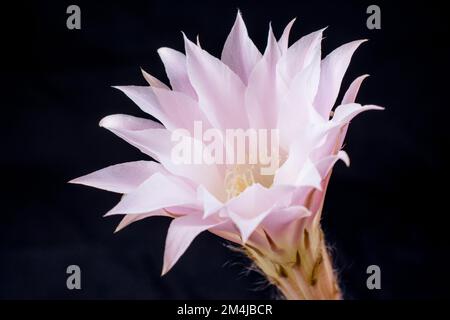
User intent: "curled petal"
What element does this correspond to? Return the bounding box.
[278,18,296,53]
[332,103,384,124]
[342,74,369,104]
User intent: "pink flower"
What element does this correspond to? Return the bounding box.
[71,12,382,298]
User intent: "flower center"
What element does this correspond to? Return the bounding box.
[224,166,255,200]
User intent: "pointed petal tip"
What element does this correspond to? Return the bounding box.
[368,104,385,111]
[103,208,116,217]
[161,265,169,276]
[67,177,79,184]
[98,115,111,128]
[156,46,169,55]
[339,150,351,167]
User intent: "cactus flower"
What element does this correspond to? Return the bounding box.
[71,11,382,299]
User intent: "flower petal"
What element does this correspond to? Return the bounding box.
[140,68,169,89]
[274,127,326,186]
[277,28,325,84]
[162,215,223,275]
[157,47,197,99]
[314,40,367,119]
[197,185,224,218]
[70,160,165,194]
[245,25,281,129]
[332,103,384,124]
[342,74,369,104]
[99,114,170,160]
[115,209,167,232]
[226,184,293,242]
[221,11,262,84]
[151,87,211,132]
[278,18,296,53]
[113,86,174,129]
[314,150,350,180]
[105,172,197,216]
[184,35,248,129]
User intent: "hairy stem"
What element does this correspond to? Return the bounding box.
[245,222,341,300]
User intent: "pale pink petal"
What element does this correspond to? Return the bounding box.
[314,150,350,179]
[245,25,281,129]
[342,74,369,104]
[278,18,296,53]
[105,172,197,216]
[336,74,370,150]
[99,114,170,160]
[184,35,248,129]
[277,28,325,84]
[151,87,211,132]
[100,115,224,203]
[277,53,323,149]
[70,160,165,194]
[113,86,174,129]
[260,206,311,246]
[332,103,384,124]
[157,47,197,99]
[289,52,321,104]
[140,68,169,89]
[274,129,326,186]
[262,206,310,231]
[226,184,293,242]
[162,215,224,275]
[221,11,262,84]
[313,40,367,119]
[115,210,167,232]
[293,158,323,190]
[197,185,224,218]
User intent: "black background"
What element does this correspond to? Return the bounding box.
[1,0,448,299]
